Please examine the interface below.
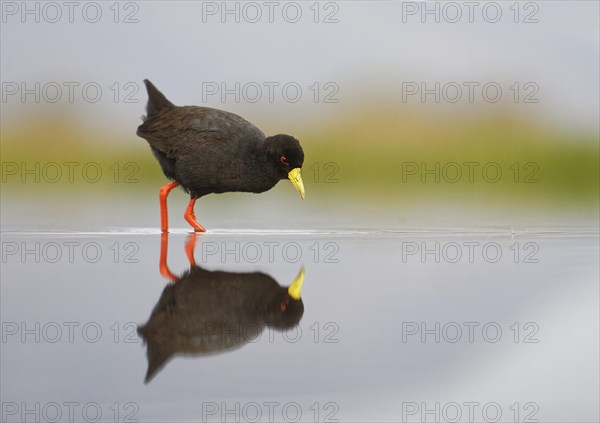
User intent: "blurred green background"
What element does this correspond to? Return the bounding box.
[1,1,598,227]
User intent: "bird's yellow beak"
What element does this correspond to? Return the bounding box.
[287,267,305,300]
[288,168,305,200]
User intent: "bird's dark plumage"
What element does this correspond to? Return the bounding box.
[142,79,176,119]
[137,79,304,199]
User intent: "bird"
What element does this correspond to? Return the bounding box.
[136,79,305,232]
[137,265,305,383]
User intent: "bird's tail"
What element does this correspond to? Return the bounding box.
[142,79,176,121]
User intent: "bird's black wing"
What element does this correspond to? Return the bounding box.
[137,106,265,160]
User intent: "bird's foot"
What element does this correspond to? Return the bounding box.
[186,219,207,233]
[184,198,207,232]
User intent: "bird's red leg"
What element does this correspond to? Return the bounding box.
[159,181,179,232]
[184,197,207,232]
[159,232,177,281]
[184,233,198,267]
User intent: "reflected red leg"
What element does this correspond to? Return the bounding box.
[184,233,198,267]
[184,197,207,232]
[159,232,177,281]
[159,181,179,233]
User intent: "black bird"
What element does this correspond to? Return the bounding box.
[136,79,305,232]
[137,266,305,383]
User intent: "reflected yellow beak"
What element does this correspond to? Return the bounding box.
[287,267,305,300]
[288,168,305,200]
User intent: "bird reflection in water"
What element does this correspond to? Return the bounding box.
[138,233,305,383]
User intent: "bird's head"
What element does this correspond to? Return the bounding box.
[264,134,305,199]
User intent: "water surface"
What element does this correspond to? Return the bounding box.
[1,224,598,422]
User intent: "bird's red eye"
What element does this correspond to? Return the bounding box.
[280,155,289,165]
[279,298,289,312]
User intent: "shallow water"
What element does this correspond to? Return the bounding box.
[1,223,598,422]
